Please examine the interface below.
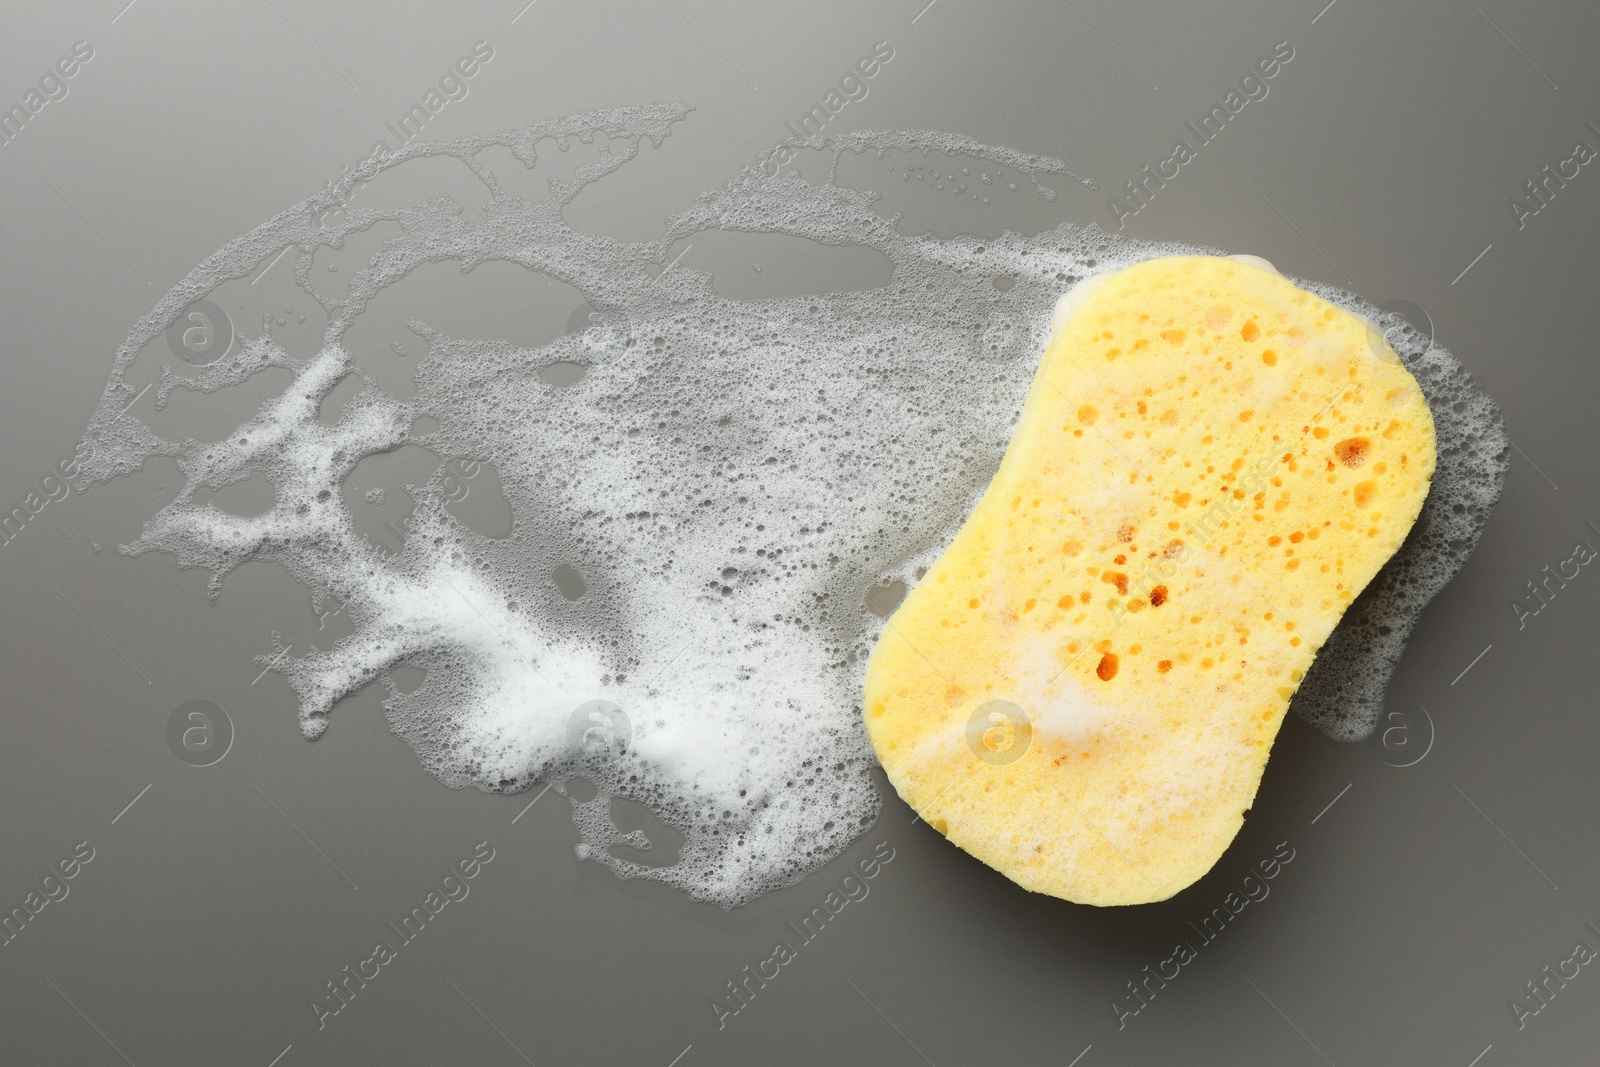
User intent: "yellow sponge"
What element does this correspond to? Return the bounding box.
[862,255,1436,905]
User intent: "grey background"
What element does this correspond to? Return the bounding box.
[0,0,1595,1064]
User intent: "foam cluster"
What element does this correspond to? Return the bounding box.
[76,108,1504,905]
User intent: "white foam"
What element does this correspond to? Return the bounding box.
[1050,269,1117,338]
[75,109,1505,904]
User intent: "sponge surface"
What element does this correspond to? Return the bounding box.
[862,255,1437,906]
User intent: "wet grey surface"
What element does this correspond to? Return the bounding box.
[1,1,1597,1064]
